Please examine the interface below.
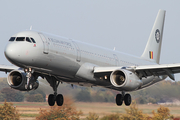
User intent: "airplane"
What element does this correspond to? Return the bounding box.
[2,9,180,106]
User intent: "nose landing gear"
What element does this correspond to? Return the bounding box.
[25,68,37,90]
[116,91,131,106]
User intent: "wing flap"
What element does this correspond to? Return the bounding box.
[131,63,180,80]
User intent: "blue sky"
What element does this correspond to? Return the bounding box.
[0,0,180,79]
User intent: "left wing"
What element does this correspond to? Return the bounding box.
[94,63,180,80]
[0,65,20,73]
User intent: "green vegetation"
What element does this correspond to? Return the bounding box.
[34,99,176,120]
[0,100,20,120]
[56,80,180,104]
[86,112,99,120]
[0,87,46,102]
[132,80,180,104]
[46,79,180,103]
[20,114,38,117]
[100,113,120,120]
[1,88,24,102]
[0,78,46,102]
[0,77,180,104]
[36,97,82,120]
[152,105,173,120]
[84,101,174,120]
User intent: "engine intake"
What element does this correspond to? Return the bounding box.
[111,70,126,87]
[7,70,39,91]
[110,69,142,91]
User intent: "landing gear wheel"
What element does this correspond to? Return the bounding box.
[45,76,64,106]
[116,94,123,106]
[56,94,64,106]
[124,94,131,106]
[48,94,55,106]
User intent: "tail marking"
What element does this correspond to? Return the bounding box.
[149,51,153,59]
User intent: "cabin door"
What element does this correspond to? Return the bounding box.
[72,41,81,62]
[39,33,49,54]
[113,54,119,66]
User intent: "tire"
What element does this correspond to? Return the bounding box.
[48,94,55,106]
[116,94,123,106]
[56,94,64,106]
[124,94,131,106]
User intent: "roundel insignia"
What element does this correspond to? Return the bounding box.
[155,29,160,43]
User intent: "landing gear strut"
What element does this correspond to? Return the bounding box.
[116,91,131,106]
[25,68,35,90]
[46,76,64,106]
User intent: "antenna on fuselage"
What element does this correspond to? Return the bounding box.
[30,26,33,30]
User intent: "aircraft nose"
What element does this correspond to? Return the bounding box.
[4,43,18,62]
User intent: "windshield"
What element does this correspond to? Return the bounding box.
[26,37,32,43]
[9,37,16,41]
[16,37,25,41]
[9,37,36,43]
[30,38,36,43]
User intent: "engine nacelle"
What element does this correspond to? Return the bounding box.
[7,70,39,91]
[110,69,142,91]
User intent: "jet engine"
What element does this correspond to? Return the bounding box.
[7,70,39,91]
[110,69,142,91]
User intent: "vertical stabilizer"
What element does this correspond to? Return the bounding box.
[141,10,166,64]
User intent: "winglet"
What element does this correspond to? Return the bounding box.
[141,10,166,64]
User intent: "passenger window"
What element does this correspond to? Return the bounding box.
[16,37,25,41]
[9,37,16,41]
[26,37,32,43]
[30,38,36,43]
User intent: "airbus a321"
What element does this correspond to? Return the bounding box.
[2,10,180,106]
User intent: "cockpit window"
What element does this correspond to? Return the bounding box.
[30,37,36,43]
[9,37,16,41]
[16,37,25,41]
[26,37,32,43]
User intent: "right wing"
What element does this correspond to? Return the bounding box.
[94,63,180,80]
[132,63,180,80]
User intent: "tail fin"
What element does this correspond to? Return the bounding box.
[141,9,166,64]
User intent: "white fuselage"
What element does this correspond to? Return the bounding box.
[5,30,164,91]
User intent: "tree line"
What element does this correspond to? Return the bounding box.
[0,77,180,104]
[0,78,45,102]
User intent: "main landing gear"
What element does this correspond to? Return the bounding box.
[48,93,64,106]
[116,91,131,106]
[46,76,64,106]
